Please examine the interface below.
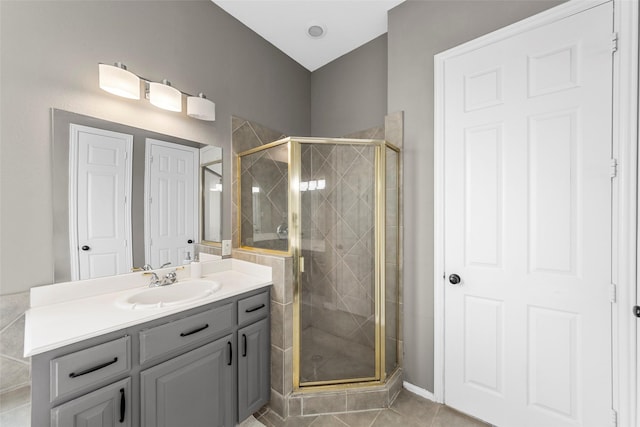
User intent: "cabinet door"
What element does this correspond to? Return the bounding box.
[141,335,234,427]
[51,377,130,427]
[238,318,270,421]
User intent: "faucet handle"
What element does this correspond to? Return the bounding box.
[164,271,178,284]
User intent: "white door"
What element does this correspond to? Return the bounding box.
[145,139,199,268]
[69,124,133,280]
[441,3,613,426]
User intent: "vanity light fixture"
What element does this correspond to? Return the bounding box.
[98,62,140,100]
[98,62,216,121]
[148,79,182,112]
[187,93,216,121]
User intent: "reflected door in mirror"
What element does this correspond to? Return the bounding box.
[145,139,199,268]
[69,124,133,280]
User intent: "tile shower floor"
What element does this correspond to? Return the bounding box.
[300,327,376,383]
[256,389,490,427]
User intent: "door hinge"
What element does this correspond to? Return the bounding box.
[610,158,618,178]
[611,33,618,53]
[611,409,618,427]
[610,283,617,303]
[299,256,305,273]
[634,306,640,318]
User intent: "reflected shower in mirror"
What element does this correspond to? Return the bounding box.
[52,109,222,283]
[202,160,222,243]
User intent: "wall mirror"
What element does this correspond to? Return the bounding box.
[52,109,222,283]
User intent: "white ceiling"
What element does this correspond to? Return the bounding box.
[212,0,405,71]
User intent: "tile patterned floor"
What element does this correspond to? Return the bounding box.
[256,389,490,427]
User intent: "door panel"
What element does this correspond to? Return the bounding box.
[145,139,198,268]
[442,3,613,426]
[71,124,133,280]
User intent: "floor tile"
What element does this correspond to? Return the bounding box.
[334,410,380,427]
[309,414,349,426]
[390,389,439,421]
[432,406,489,427]
[261,389,491,427]
[370,409,424,427]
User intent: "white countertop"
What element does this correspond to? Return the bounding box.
[24,259,272,357]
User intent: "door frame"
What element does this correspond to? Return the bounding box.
[143,138,200,266]
[68,123,133,281]
[433,1,638,426]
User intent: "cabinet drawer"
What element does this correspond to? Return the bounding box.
[237,291,269,326]
[50,336,130,403]
[139,303,233,364]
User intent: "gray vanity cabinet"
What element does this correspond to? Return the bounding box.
[31,287,270,427]
[238,317,270,421]
[140,335,234,427]
[51,377,131,427]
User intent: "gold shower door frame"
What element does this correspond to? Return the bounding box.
[237,137,400,391]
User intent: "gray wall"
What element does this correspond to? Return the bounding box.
[311,35,388,137]
[387,0,564,392]
[0,0,310,295]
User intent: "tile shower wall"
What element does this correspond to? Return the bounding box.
[232,248,294,419]
[240,147,289,252]
[232,116,287,251]
[0,292,31,426]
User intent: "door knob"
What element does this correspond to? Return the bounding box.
[187,239,194,244]
[449,274,461,285]
[81,245,91,251]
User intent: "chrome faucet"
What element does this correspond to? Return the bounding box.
[133,262,171,272]
[148,269,179,287]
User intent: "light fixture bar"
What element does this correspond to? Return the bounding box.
[97,62,216,121]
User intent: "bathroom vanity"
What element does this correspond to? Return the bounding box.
[24,259,271,427]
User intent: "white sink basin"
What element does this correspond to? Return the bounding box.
[116,280,222,310]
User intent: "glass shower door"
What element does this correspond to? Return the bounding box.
[298,142,377,385]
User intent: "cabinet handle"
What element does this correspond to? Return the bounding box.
[227,341,232,366]
[119,388,126,423]
[68,357,118,378]
[242,334,247,357]
[179,324,209,337]
[245,304,265,313]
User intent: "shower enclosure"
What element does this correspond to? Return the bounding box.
[238,137,400,390]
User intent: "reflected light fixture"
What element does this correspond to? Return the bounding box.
[98,62,216,121]
[98,62,140,100]
[187,93,216,121]
[148,79,182,112]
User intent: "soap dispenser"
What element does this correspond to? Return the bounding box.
[183,251,192,265]
[191,256,202,279]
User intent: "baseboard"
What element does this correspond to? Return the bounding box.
[403,381,435,401]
